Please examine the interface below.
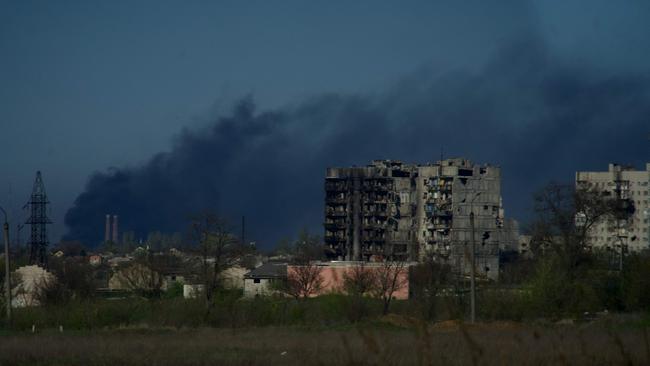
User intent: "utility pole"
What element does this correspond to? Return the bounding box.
[469,211,476,323]
[241,216,245,246]
[0,206,11,324]
[469,191,481,324]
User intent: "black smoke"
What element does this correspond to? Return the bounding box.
[64,37,650,248]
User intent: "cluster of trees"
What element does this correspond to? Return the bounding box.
[4,180,650,325]
[498,182,650,317]
[278,260,409,317]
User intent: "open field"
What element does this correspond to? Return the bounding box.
[1,318,649,366]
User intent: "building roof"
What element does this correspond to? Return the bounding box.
[244,262,287,279]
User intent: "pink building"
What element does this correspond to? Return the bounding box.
[287,261,411,300]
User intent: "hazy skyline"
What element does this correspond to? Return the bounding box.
[1,1,649,247]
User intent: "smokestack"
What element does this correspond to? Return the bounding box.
[112,215,119,244]
[104,214,111,243]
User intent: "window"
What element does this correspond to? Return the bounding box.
[253,278,261,284]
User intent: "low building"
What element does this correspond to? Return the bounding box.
[88,254,102,266]
[183,284,204,299]
[161,271,185,291]
[288,261,411,299]
[243,262,287,297]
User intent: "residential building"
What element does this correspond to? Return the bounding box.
[324,158,518,280]
[576,163,650,252]
[243,262,287,297]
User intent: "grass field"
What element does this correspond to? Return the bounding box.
[1,316,649,365]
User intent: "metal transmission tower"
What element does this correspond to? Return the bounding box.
[26,171,51,266]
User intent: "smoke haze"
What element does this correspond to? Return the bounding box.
[64,37,650,248]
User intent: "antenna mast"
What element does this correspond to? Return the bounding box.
[26,171,51,266]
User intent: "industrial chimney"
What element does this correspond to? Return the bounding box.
[104,214,111,243]
[112,215,119,244]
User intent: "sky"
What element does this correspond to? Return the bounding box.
[1,0,649,248]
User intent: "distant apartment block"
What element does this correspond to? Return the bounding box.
[324,158,518,280]
[576,163,650,252]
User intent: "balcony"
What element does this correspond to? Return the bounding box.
[324,222,347,230]
[364,222,387,230]
[363,210,388,217]
[325,181,348,192]
[326,197,348,204]
[324,235,346,243]
[362,236,386,243]
[432,209,453,217]
[325,209,347,217]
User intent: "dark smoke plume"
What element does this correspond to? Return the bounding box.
[64,38,650,248]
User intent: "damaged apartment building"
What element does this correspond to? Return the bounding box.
[324,158,518,280]
[576,163,650,252]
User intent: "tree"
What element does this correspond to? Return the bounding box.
[283,262,324,300]
[342,263,376,297]
[371,260,408,315]
[527,182,636,317]
[189,212,247,313]
[410,255,452,321]
[293,229,326,263]
[341,263,377,321]
[530,183,631,274]
[273,228,326,263]
[36,257,96,304]
[111,262,163,297]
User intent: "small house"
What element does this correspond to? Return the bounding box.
[243,262,287,297]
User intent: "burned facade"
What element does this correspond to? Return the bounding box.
[324,158,518,280]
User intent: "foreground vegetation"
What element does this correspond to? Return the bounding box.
[1,182,649,364]
[2,316,650,366]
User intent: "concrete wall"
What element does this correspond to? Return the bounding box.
[288,262,410,300]
[243,278,279,297]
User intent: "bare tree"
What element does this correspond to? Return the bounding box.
[531,183,632,272]
[112,262,163,297]
[283,262,324,300]
[409,254,452,321]
[342,263,376,297]
[189,212,247,312]
[371,261,408,315]
[341,263,377,321]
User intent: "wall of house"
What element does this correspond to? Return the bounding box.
[243,278,277,297]
[288,262,410,300]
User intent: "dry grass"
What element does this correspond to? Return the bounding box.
[0,320,648,365]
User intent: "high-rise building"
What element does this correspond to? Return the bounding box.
[576,163,650,252]
[324,158,518,280]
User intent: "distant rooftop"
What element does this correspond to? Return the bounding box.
[244,262,287,279]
